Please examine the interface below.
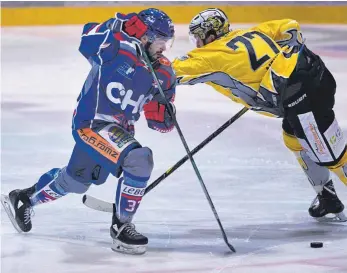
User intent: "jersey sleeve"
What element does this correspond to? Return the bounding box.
[252,19,303,48]
[79,18,120,65]
[172,53,215,85]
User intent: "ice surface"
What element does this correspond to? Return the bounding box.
[1,24,347,273]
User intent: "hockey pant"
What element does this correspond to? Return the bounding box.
[281,48,347,190]
[29,123,154,223]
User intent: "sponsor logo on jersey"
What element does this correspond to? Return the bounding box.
[78,129,120,162]
[309,122,327,155]
[106,81,153,114]
[324,119,345,158]
[329,127,342,146]
[122,186,145,197]
[108,126,134,148]
[44,189,62,199]
[330,135,337,145]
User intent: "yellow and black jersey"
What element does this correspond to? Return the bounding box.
[173,19,304,117]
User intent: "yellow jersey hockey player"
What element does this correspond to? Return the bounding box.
[173,8,347,222]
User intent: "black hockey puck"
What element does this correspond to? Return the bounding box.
[310,242,323,248]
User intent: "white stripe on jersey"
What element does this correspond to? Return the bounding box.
[81,24,107,36]
[90,29,111,128]
[120,40,136,50]
[94,113,118,123]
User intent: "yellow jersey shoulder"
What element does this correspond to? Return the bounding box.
[251,19,303,46]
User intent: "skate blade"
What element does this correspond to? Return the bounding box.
[315,211,347,223]
[111,239,147,255]
[0,194,23,233]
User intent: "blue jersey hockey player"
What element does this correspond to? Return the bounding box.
[1,8,176,255]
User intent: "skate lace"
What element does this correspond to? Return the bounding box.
[119,223,141,237]
[24,207,34,225]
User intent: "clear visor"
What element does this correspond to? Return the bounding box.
[147,36,175,61]
[149,36,175,54]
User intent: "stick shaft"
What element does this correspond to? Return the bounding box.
[142,50,240,252]
[144,107,248,195]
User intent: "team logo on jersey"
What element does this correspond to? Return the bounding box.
[116,62,135,79]
[177,55,189,61]
[159,57,171,66]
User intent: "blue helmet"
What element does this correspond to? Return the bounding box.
[138,8,175,43]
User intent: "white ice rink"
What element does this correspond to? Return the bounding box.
[1,24,347,273]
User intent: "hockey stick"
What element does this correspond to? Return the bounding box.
[145,106,248,195]
[83,107,248,211]
[142,50,236,252]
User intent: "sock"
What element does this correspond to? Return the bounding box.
[30,168,67,206]
[114,171,148,223]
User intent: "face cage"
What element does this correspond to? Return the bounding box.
[189,32,204,48]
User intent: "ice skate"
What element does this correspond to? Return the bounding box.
[1,187,35,232]
[309,180,346,222]
[110,209,148,255]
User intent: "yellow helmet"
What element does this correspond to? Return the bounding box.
[189,8,230,42]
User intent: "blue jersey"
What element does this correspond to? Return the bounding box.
[73,13,176,135]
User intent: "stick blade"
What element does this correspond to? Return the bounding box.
[82,194,113,213]
[227,242,236,253]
